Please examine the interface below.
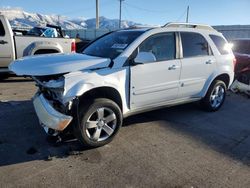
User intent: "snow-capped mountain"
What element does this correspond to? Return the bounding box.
[0,8,141,30]
[83,16,140,30]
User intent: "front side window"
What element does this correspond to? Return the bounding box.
[181,32,209,58]
[0,20,5,36]
[138,32,176,61]
[83,30,144,60]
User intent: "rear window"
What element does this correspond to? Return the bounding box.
[181,32,209,58]
[0,20,5,36]
[210,35,229,55]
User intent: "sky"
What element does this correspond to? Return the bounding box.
[0,0,249,26]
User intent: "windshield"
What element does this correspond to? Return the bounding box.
[83,30,144,59]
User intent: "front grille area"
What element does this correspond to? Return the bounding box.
[40,89,68,114]
[32,75,70,115]
[34,74,64,82]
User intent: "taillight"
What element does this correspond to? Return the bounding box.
[233,58,237,65]
[233,57,237,72]
[71,42,76,52]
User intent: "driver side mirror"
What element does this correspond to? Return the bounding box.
[134,52,156,64]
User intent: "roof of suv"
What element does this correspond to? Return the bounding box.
[123,22,220,35]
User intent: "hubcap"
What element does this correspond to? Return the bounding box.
[85,107,117,142]
[210,85,225,108]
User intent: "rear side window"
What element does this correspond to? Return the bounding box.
[139,32,176,61]
[0,20,5,36]
[181,32,209,58]
[210,35,229,55]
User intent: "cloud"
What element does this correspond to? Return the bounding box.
[0,6,23,11]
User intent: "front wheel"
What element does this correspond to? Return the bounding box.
[74,98,123,148]
[201,80,226,111]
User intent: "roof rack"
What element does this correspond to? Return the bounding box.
[163,22,215,31]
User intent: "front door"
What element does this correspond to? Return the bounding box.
[130,32,181,109]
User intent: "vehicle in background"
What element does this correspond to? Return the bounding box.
[25,24,65,38]
[231,39,250,79]
[13,24,67,38]
[0,15,75,75]
[233,39,250,55]
[10,23,235,147]
[230,39,250,94]
[76,39,91,53]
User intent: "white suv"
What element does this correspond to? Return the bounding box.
[10,23,235,147]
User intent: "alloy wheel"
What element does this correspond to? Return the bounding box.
[85,107,117,142]
[210,85,225,108]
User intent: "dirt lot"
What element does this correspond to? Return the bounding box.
[0,76,250,188]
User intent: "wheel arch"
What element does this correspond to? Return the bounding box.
[202,73,231,98]
[23,41,63,56]
[34,49,59,55]
[213,73,230,87]
[78,86,123,112]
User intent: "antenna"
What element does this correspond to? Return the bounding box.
[57,15,60,26]
[96,0,99,29]
[186,6,189,23]
[119,0,125,29]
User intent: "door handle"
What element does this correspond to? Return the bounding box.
[0,40,8,44]
[206,60,214,64]
[168,65,179,70]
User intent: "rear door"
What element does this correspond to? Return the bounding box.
[130,32,181,109]
[178,32,216,98]
[0,16,15,68]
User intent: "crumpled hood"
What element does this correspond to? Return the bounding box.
[9,53,111,76]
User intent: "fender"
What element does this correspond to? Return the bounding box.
[200,67,234,98]
[23,41,63,56]
[62,68,129,113]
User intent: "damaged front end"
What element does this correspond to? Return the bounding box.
[9,53,112,136]
[32,74,77,136]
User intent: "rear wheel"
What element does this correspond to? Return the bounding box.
[201,80,226,111]
[74,98,122,148]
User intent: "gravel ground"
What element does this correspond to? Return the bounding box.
[0,76,249,188]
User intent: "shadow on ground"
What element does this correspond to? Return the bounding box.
[124,97,250,166]
[0,100,92,166]
[0,93,249,167]
[0,76,33,83]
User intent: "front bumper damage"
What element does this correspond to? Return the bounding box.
[33,94,73,132]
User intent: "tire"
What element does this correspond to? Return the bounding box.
[74,98,123,148]
[0,73,9,81]
[201,80,226,112]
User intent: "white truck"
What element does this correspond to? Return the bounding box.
[0,15,75,74]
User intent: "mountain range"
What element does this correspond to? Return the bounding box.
[0,8,141,30]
